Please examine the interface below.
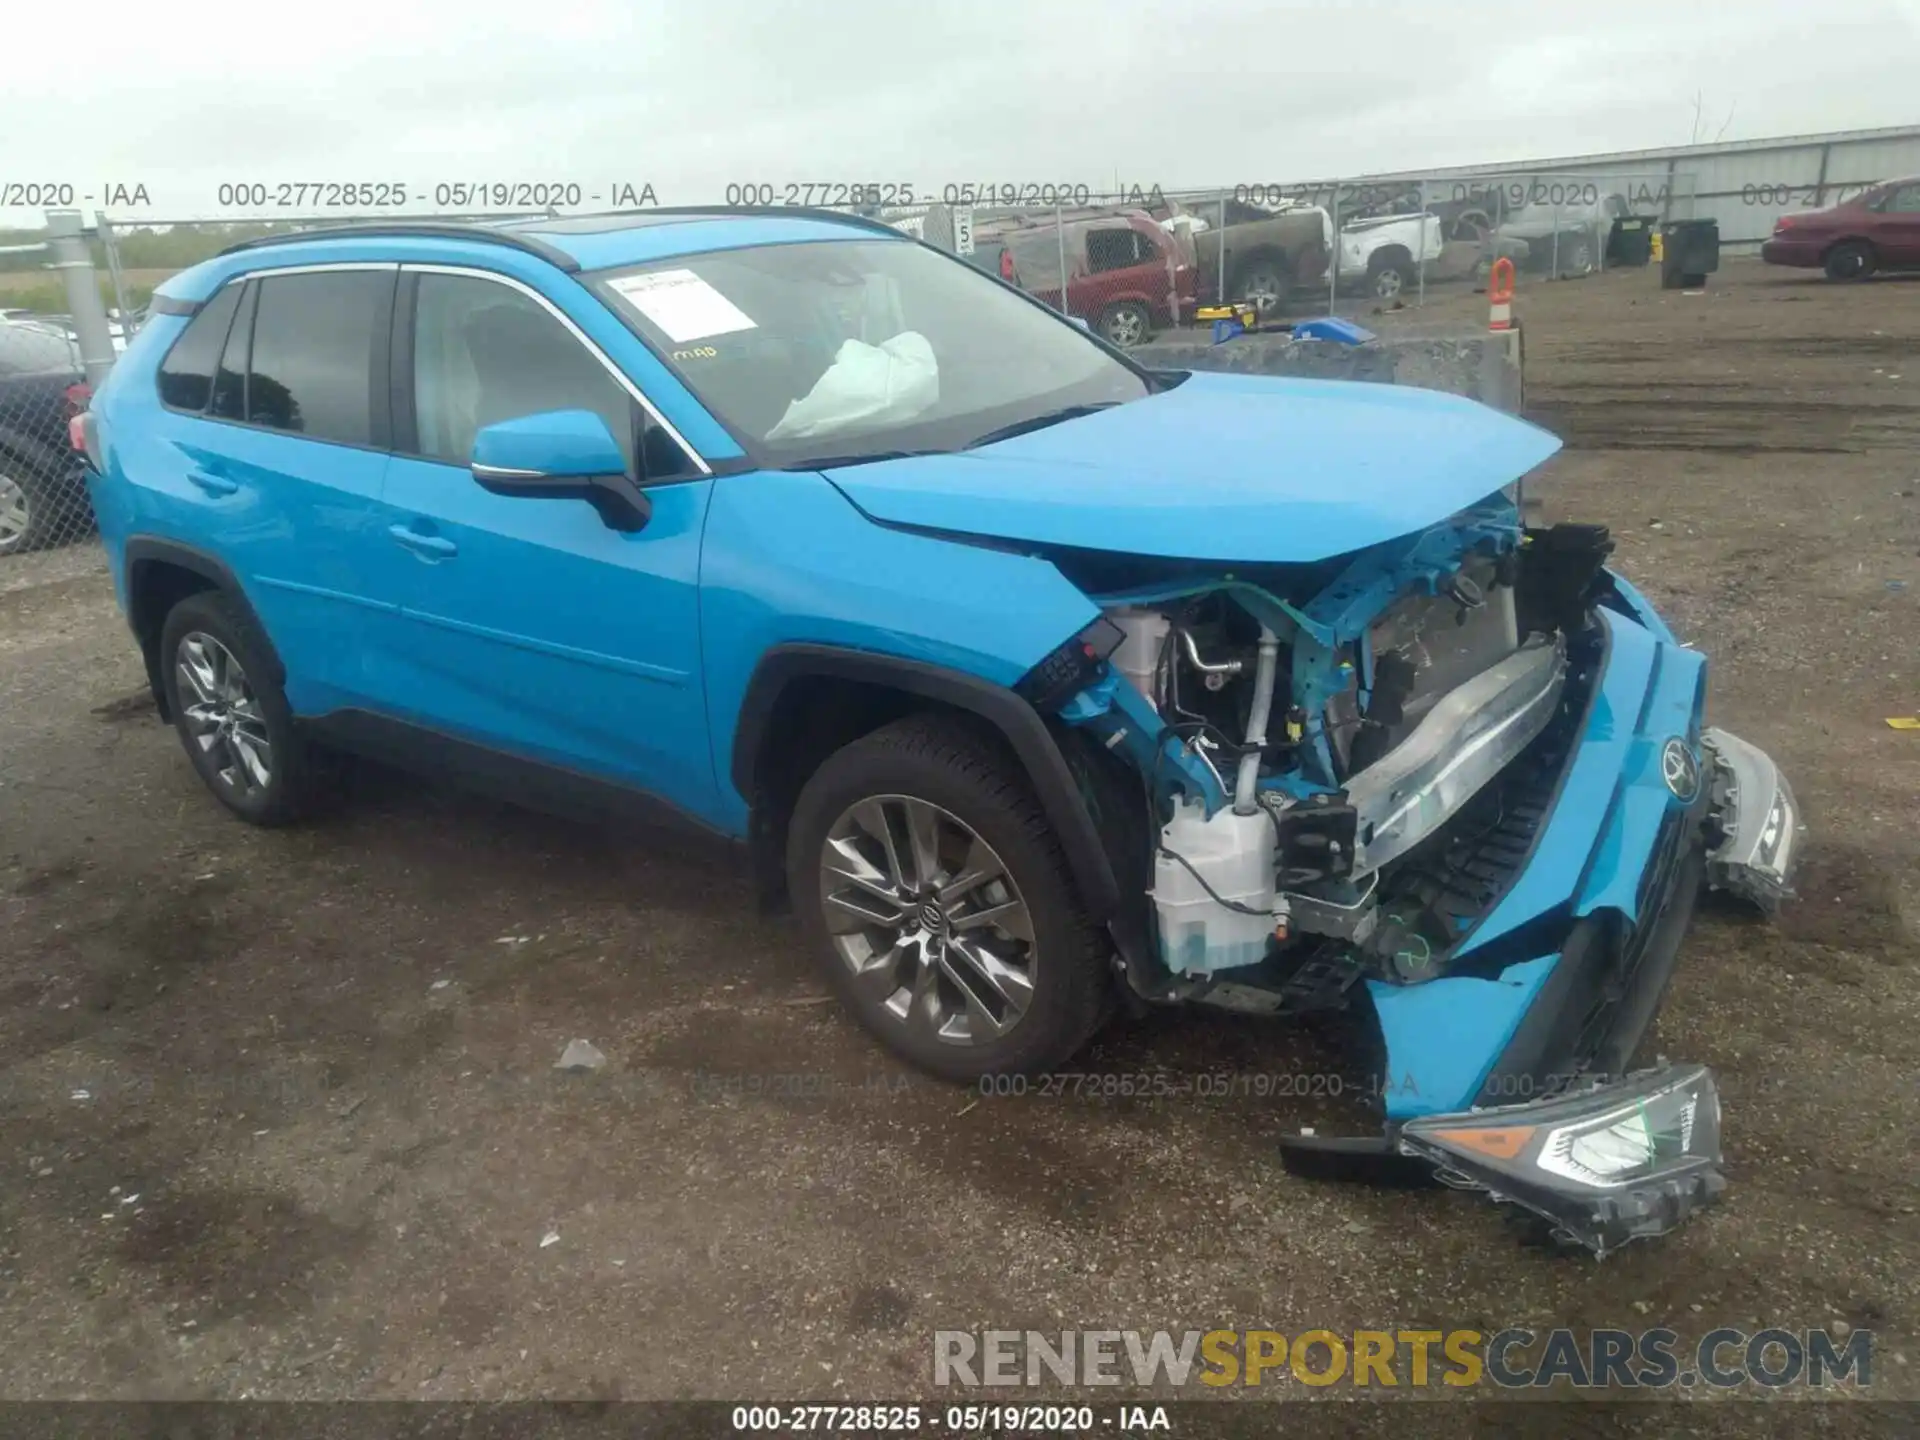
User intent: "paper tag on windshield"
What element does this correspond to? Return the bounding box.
[608,269,757,343]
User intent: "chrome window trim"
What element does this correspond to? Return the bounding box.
[400,262,711,478]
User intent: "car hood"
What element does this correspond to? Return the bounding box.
[821,370,1560,564]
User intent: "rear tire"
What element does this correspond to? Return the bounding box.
[1366,250,1414,300]
[159,591,321,827]
[1824,241,1876,282]
[1229,254,1289,315]
[0,458,77,556]
[1095,302,1151,348]
[786,714,1114,1083]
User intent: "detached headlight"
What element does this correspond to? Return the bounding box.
[1398,1064,1724,1257]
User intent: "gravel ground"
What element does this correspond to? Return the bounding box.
[0,259,1914,1417]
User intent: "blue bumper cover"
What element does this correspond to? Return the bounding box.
[1369,601,1707,1121]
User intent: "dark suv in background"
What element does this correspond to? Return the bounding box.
[0,321,92,555]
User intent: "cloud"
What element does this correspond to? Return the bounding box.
[1,0,1915,221]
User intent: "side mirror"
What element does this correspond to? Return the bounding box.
[470,409,651,532]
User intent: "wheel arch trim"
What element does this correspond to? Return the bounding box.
[123,538,286,716]
[731,643,1122,922]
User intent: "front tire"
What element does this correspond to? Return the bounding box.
[786,715,1114,1082]
[159,591,320,826]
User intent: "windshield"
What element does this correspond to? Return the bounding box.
[590,239,1151,468]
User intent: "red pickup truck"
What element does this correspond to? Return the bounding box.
[976,208,1198,348]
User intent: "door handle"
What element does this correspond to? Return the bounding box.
[186,469,239,497]
[388,524,457,559]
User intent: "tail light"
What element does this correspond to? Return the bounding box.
[66,384,90,454]
[66,383,102,469]
[1773,214,1799,233]
[999,248,1017,284]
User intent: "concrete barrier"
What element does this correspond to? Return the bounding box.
[1130,321,1526,415]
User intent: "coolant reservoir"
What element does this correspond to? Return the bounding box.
[1150,797,1281,975]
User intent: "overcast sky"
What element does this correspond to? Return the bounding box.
[2,0,1917,224]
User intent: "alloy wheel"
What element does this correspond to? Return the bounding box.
[176,631,274,797]
[1238,268,1283,314]
[1103,307,1147,347]
[1372,266,1405,300]
[817,795,1037,1047]
[0,474,29,553]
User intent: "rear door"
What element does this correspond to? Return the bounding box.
[146,265,400,715]
[377,266,719,821]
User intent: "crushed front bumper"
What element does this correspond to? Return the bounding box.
[1280,599,1801,1254]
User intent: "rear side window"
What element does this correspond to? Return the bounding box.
[1087,227,1156,274]
[1886,184,1920,214]
[156,284,243,410]
[247,271,392,446]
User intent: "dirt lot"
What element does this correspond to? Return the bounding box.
[0,259,1915,1414]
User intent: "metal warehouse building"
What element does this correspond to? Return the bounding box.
[1339,123,1920,251]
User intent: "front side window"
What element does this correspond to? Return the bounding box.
[247,271,390,445]
[409,273,641,471]
[591,238,1150,468]
[155,283,242,410]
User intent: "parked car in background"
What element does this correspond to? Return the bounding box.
[0,320,92,554]
[1496,194,1629,277]
[1153,197,1330,315]
[1335,212,1445,300]
[977,208,1197,347]
[1345,184,1511,244]
[1761,177,1920,280]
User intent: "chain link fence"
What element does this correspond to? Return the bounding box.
[0,213,111,561]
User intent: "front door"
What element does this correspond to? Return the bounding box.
[1870,181,1920,266]
[377,267,721,825]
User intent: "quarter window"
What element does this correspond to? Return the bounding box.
[155,283,243,411]
[247,271,391,445]
[209,283,256,422]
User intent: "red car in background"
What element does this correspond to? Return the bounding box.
[976,208,1197,347]
[1761,177,1920,280]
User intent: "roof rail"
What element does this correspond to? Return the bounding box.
[516,204,913,240]
[217,221,580,272]
[613,204,911,238]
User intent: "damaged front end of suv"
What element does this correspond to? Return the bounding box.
[821,366,1798,1256]
[988,414,1792,1258]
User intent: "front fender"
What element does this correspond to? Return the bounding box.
[698,469,1102,832]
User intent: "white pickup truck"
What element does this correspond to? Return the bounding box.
[1335,212,1447,300]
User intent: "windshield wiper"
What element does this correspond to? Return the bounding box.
[963,402,1120,450]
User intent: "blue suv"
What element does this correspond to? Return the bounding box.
[82,210,1799,1253]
